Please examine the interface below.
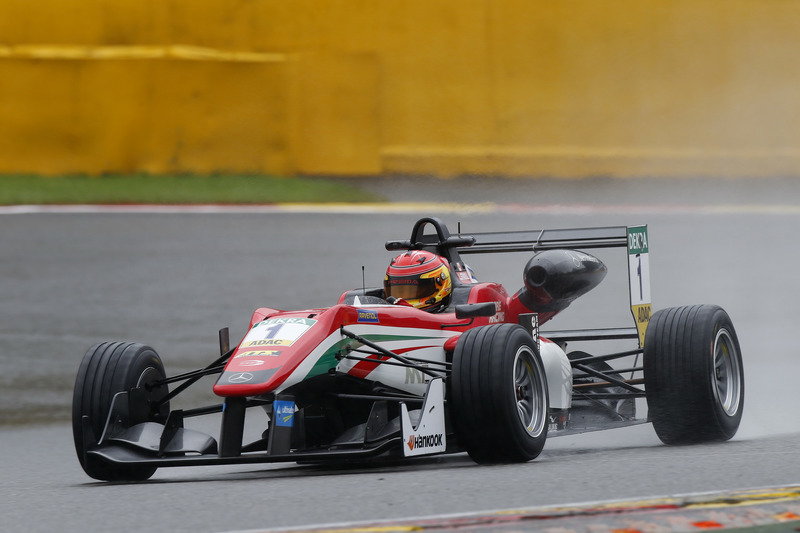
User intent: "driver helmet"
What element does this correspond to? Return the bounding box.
[384,250,452,311]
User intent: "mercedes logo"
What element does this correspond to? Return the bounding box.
[228,372,254,384]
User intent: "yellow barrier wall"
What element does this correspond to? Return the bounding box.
[1,1,799,177]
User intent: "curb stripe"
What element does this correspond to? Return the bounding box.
[229,486,800,533]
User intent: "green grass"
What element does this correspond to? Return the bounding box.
[0,174,386,205]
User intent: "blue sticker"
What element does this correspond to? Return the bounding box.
[273,400,295,427]
[357,310,380,323]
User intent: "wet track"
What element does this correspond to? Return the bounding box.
[3,177,800,532]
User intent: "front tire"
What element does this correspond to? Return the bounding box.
[72,342,169,481]
[644,305,744,445]
[450,324,549,463]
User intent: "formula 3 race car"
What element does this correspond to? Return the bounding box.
[72,217,744,481]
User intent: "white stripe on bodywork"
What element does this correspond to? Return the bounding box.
[275,323,456,395]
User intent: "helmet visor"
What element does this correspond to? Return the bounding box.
[384,276,438,301]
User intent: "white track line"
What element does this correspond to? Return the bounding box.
[1,203,800,215]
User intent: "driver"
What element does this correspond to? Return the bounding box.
[384,250,452,312]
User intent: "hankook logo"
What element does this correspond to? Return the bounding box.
[406,433,444,451]
[228,372,254,384]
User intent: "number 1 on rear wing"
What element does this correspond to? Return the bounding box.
[627,226,651,348]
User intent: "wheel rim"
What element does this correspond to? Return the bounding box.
[513,345,547,438]
[712,328,742,416]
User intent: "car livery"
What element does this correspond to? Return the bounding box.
[72,217,744,481]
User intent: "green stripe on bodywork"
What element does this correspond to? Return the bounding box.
[303,333,443,379]
[304,338,352,379]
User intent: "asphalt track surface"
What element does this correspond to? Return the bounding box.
[3,176,800,532]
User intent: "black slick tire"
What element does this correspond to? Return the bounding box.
[644,305,744,445]
[450,324,549,463]
[72,342,169,481]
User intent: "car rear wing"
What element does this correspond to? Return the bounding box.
[386,217,651,347]
[456,225,630,254]
[457,225,652,348]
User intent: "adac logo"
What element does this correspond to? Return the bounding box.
[406,433,444,451]
[245,339,291,346]
[357,310,380,324]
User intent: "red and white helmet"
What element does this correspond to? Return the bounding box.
[384,250,452,311]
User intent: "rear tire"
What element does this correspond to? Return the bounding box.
[644,305,744,445]
[72,342,169,481]
[450,324,549,463]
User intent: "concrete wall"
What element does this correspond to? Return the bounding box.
[1,1,799,177]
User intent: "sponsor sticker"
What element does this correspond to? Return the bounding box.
[518,313,540,354]
[357,309,380,324]
[405,367,427,384]
[235,349,282,357]
[406,433,444,452]
[628,226,649,255]
[488,300,506,324]
[238,359,265,367]
[548,409,569,432]
[454,264,479,284]
[400,378,447,457]
[244,340,289,347]
[627,226,652,347]
[242,317,315,348]
[273,400,295,427]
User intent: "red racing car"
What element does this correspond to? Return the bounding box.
[72,217,744,481]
